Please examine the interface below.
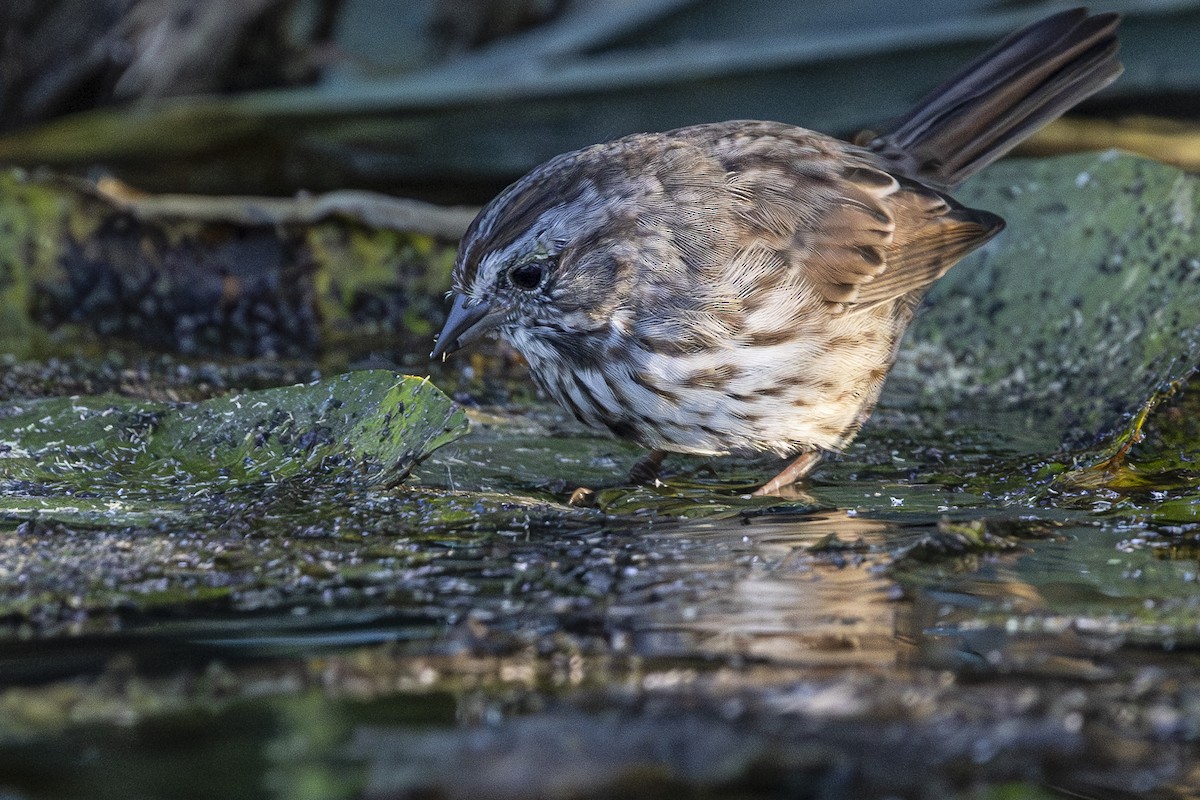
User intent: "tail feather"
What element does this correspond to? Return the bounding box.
[869,8,1122,190]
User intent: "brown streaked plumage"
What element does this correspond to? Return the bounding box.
[433,9,1122,495]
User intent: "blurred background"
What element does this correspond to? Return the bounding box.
[1,0,1198,364]
[2,0,1199,201]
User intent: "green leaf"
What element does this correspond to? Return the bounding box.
[0,371,467,526]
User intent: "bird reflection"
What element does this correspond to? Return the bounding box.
[621,510,908,668]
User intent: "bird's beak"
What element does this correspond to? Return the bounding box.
[431,293,505,359]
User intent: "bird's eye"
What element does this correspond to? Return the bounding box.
[508,262,546,291]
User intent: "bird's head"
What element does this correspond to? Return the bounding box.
[431,146,646,361]
[431,134,731,362]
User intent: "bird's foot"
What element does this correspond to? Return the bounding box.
[566,451,667,507]
[568,486,596,507]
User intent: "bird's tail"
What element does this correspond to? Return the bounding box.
[867,8,1122,191]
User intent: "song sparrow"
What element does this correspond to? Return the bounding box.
[433,8,1122,495]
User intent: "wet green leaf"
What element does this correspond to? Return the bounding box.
[0,371,467,526]
[909,152,1200,449]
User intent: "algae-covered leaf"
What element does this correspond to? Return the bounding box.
[140,371,467,488]
[904,152,1200,448]
[0,371,467,525]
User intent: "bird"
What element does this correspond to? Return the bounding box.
[432,8,1122,496]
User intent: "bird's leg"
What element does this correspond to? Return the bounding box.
[753,451,823,496]
[569,450,668,507]
[627,449,667,485]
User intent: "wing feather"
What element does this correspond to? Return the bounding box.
[683,122,1004,309]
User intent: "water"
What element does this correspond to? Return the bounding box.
[2,475,1198,799]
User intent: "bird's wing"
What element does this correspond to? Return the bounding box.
[691,121,1004,310]
[835,170,1004,309]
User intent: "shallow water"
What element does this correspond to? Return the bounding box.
[2,454,1198,799]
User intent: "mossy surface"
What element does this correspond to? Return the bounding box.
[0,171,460,359]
